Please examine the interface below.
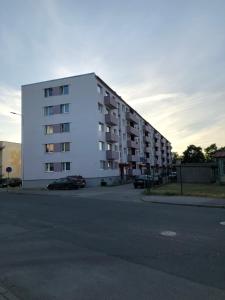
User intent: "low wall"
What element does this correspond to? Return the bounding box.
[176,163,217,183]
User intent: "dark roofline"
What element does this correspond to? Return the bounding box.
[95,74,171,144]
[21,72,95,87]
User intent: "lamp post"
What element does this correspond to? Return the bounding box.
[10,112,23,187]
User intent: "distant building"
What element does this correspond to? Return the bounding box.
[22,73,172,187]
[213,150,225,184]
[0,141,21,178]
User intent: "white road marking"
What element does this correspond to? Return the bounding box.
[160,231,177,237]
[220,221,225,226]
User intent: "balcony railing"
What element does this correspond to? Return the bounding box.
[143,135,151,142]
[127,126,139,136]
[106,150,119,160]
[105,132,119,143]
[104,95,117,109]
[105,114,118,126]
[127,154,139,162]
[126,112,139,124]
[127,140,139,149]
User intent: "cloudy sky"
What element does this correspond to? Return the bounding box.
[0,0,224,153]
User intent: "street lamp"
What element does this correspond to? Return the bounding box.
[10,111,23,187]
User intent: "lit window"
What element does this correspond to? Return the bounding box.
[97,84,102,94]
[107,143,112,150]
[60,104,69,114]
[106,126,110,133]
[98,103,103,113]
[99,141,104,151]
[61,162,70,171]
[45,125,54,135]
[60,123,70,132]
[45,144,54,152]
[98,123,104,132]
[61,142,70,152]
[45,163,54,172]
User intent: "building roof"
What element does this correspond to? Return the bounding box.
[213,150,225,158]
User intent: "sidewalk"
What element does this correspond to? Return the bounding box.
[142,195,225,208]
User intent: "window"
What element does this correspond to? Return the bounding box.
[44,88,53,97]
[61,142,70,152]
[99,141,104,151]
[98,122,104,132]
[105,91,110,97]
[114,145,118,151]
[124,148,127,155]
[60,123,70,132]
[59,85,69,95]
[44,106,53,116]
[113,129,117,134]
[123,133,126,140]
[106,126,110,133]
[45,163,54,172]
[106,161,113,169]
[100,160,106,169]
[60,104,69,114]
[61,162,70,171]
[97,84,102,94]
[98,103,103,113]
[122,105,125,112]
[45,125,54,135]
[107,143,112,150]
[45,144,54,153]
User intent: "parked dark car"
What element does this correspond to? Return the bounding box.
[133,175,152,188]
[67,175,86,188]
[133,174,162,188]
[0,178,22,188]
[0,178,8,188]
[8,178,22,187]
[47,178,79,190]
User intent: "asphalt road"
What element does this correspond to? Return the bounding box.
[0,190,224,299]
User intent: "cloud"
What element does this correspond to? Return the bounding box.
[0,85,21,142]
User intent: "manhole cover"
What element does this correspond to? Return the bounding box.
[160,231,177,237]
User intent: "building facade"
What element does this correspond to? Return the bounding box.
[0,141,21,178]
[22,73,172,187]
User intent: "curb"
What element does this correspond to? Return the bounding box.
[141,197,225,209]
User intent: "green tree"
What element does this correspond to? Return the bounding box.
[182,145,205,163]
[172,152,182,164]
[204,143,217,162]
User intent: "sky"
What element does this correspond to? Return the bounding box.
[0,0,224,154]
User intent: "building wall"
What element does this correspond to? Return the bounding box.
[22,73,172,187]
[0,141,21,178]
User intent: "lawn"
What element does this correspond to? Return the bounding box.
[145,183,225,199]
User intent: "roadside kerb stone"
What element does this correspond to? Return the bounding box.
[141,195,225,208]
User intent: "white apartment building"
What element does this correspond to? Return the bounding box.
[22,73,172,187]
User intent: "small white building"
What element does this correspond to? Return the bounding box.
[0,141,21,178]
[22,73,172,187]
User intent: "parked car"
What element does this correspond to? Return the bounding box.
[67,175,86,188]
[0,178,8,188]
[47,178,79,190]
[133,174,162,188]
[0,178,22,188]
[8,178,22,187]
[169,172,177,181]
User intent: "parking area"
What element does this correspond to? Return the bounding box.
[0,183,143,203]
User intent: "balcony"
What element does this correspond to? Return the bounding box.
[104,95,117,109]
[143,135,151,142]
[144,124,151,132]
[105,114,118,126]
[127,126,139,136]
[106,150,119,160]
[127,154,139,162]
[127,140,139,149]
[126,112,139,124]
[105,132,119,143]
[145,146,151,153]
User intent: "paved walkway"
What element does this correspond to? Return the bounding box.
[142,195,225,208]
